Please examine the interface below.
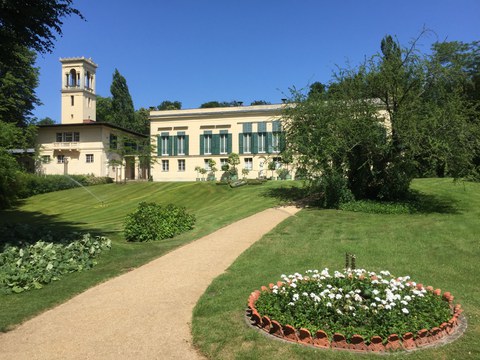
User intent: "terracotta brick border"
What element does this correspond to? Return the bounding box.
[246,282,466,353]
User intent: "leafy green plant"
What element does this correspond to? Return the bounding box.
[124,202,195,242]
[254,268,452,342]
[0,234,111,294]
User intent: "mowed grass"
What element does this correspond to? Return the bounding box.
[0,181,294,331]
[192,178,480,360]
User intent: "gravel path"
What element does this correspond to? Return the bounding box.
[0,206,300,360]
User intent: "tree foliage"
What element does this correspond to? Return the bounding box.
[157,100,182,110]
[109,69,135,130]
[200,100,243,108]
[0,0,83,63]
[283,34,478,206]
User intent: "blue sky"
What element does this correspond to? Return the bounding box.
[33,0,480,122]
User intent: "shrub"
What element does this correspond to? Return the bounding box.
[124,202,195,242]
[15,173,113,199]
[0,234,111,294]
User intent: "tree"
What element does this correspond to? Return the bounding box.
[110,69,135,130]
[36,117,55,125]
[0,46,40,126]
[283,33,476,206]
[0,0,83,64]
[200,100,242,108]
[307,81,326,98]
[96,95,113,123]
[250,100,271,106]
[157,100,182,110]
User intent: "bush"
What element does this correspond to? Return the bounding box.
[15,173,113,199]
[124,202,195,242]
[0,234,111,294]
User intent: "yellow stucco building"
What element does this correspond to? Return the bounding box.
[149,105,291,181]
[37,57,148,181]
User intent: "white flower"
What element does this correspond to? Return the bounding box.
[385,304,392,310]
[302,292,309,297]
[272,289,278,294]
[402,308,409,314]
[371,302,377,307]
[371,279,379,284]
[372,289,380,295]
[374,297,381,302]
[354,294,363,302]
[336,309,343,315]
[404,295,412,301]
[335,294,342,300]
[290,283,297,288]
[400,300,408,306]
[345,294,351,299]
[328,293,335,299]
[288,302,295,306]
[293,293,299,301]
[326,302,332,307]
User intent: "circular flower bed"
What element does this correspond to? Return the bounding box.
[247,268,464,352]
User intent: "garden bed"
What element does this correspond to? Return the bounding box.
[246,268,465,353]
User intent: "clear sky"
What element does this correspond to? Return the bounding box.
[32,0,480,122]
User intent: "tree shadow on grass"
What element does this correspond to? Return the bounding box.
[0,207,107,250]
[262,186,460,214]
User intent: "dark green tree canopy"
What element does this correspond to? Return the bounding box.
[0,0,83,64]
[250,100,271,105]
[110,69,135,130]
[157,100,182,110]
[200,100,243,108]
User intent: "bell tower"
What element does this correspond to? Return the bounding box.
[60,57,98,124]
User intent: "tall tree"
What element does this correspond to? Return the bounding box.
[0,45,40,126]
[0,0,83,63]
[283,34,476,205]
[96,95,113,123]
[110,69,135,130]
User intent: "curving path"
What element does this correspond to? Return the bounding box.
[0,206,300,360]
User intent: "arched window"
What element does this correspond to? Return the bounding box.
[69,69,77,87]
[85,71,91,89]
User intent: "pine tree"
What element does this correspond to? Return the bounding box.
[110,69,135,130]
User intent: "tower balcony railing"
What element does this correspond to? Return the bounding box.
[53,142,80,149]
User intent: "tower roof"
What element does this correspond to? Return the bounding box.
[59,57,98,68]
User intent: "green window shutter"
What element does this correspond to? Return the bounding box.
[200,135,205,155]
[184,135,189,155]
[173,136,178,156]
[157,135,161,156]
[238,133,244,154]
[227,134,232,153]
[267,132,273,153]
[272,120,281,132]
[252,133,258,154]
[212,134,220,155]
[279,133,286,152]
[257,122,267,132]
[243,122,252,133]
[168,136,173,156]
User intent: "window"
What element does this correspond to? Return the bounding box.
[258,133,266,153]
[204,135,212,155]
[243,134,251,153]
[56,132,80,142]
[204,159,211,171]
[57,155,65,164]
[177,136,185,155]
[178,159,185,172]
[161,136,169,156]
[162,160,169,172]
[220,134,228,154]
[71,96,74,106]
[273,157,282,169]
[220,158,228,168]
[86,154,94,163]
[272,132,280,153]
[244,158,253,170]
[41,155,51,164]
[109,134,118,149]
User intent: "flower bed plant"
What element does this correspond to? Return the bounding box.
[248,268,463,352]
[0,234,111,294]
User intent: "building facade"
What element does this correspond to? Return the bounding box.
[149,105,291,181]
[36,57,148,181]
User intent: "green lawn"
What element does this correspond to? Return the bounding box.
[192,178,480,359]
[0,181,293,331]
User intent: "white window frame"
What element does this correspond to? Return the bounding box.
[220,134,228,154]
[243,134,251,154]
[258,133,266,153]
[161,136,169,156]
[57,155,65,164]
[244,158,253,170]
[162,159,169,172]
[177,136,185,155]
[86,154,94,163]
[204,135,212,155]
[272,132,280,153]
[204,159,211,171]
[178,159,185,172]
